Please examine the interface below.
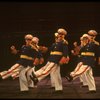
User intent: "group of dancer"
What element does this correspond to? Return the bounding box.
[66,30,100,93]
[0,28,100,94]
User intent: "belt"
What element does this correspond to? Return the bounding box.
[50,51,63,55]
[81,52,95,56]
[20,55,34,60]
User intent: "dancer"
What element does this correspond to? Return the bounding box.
[30,28,69,94]
[66,34,100,93]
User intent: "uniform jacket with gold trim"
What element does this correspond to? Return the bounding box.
[48,40,69,64]
[79,42,100,67]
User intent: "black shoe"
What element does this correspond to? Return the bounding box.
[86,90,96,94]
[52,90,63,94]
[20,91,30,95]
[81,85,88,88]
[49,87,55,89]
[30,72,38,86]
[65,73,73,82]
[30,75,38,86]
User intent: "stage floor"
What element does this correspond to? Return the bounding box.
[0,77,100,99]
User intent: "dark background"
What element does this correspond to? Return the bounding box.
[0,2,100,76]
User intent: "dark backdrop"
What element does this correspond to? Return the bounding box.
[0,2,100,76]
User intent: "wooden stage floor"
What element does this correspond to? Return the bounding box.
[0,76,100,99]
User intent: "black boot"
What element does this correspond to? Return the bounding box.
[30,72,38,86]
[65,73,73,82]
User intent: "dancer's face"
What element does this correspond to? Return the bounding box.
[25,38,32,45]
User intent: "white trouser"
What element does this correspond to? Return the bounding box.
[34,61,63,91]
[19,66,34,91]
[0,63,21,79]
[79,73,88,86]
[50,64,62,90]
[50,72,55,87]
[25,66,35,88]
[70,62,96,91]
